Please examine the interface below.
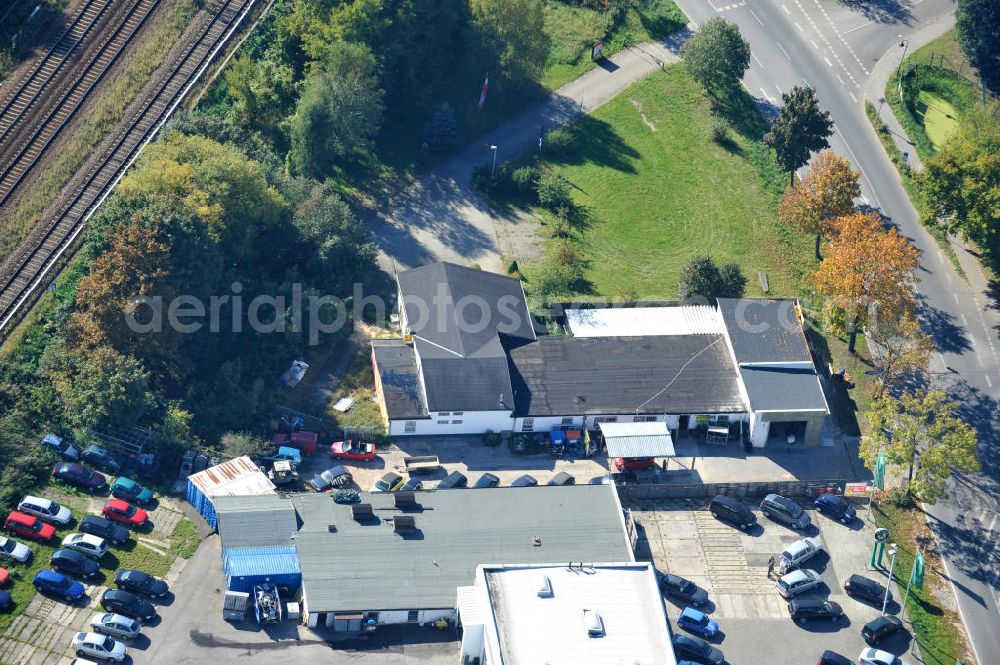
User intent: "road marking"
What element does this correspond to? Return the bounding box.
[782,3,790,13]
[748,7,763,25]
[759,87,776,103]
[987,375,994,388]
[843,20,873,35]
[945,271,953,284]
[752,52,764,68]
[961,313,968,326]
[938,352,947,371]
[836,74,845,85]
[810,39,819,49]
[795,21,804,32]
[776,42,790,60]
[849,91,857,103]
[806,0,869,75]
[824,56,833,67]
[775,83,783,95]
[833,126,882,210]
[954,293,961,305]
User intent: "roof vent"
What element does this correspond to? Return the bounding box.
[582,609,604,637]
[394,491,417,509]
[394,515,417,533]
[352,503,374,521]
[537,576,553,598]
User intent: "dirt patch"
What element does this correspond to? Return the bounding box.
[630,97,657,131]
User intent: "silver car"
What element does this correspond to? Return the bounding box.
[71,632,127,663]
[90,612,141,641]
[18,496,73,525]
[0,536,31,563]
[779,536,822,570]
[62,533,108,560]
[776,568,822,598]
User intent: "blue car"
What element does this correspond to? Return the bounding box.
[32,569,86,602]
[677,607,719,639]
[814,493,857,523]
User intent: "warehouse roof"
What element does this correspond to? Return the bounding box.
[187,456,275,499]
[740,366,829,413]
[215,495,299,549]
[599,421,676,458]
[372,340,427,419]
[565,305,722,337]
[509,335,744,417]
[223,545,301,578]
[416,336,514,412]
[288,484,633,613]
[717,298,812,364]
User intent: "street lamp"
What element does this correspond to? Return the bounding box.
[489,145,498,180]
[882,542,897,616]
[896,38,909,102]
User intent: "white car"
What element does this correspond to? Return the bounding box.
[858,648,911,665]
[0,535,31,563]
[776,568,823,598]
[71,632,127,663]
[62,533,108,560]
[779,536,822,570]
[18,496,72,525]
[90,612,141,640]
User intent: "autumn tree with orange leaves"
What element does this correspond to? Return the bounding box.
[779,150,860,261]
[813,211,921,353]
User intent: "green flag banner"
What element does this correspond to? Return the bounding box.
[875,449,886,490]
[912,549,925,589]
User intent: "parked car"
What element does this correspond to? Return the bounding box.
[81,445,124,473]
[79,516,130,546]
[5,512,56,541]
[260,446,302,466]
[399,478,424,492]
[329,440,376,462]
[859,648,911,665]
[814,494,856,523]
[101,500,148,529]
[776,568,823,598]
[310,466,352,492]
[71,632,127,663]
[788,598,843,623]
[111,570,165,597]
[709,495,757,531]
[861,615,904,645]
[510,474,538,487]
[613,457,656,471]
[62,533,108,559]
[670,634,724,665]
[18,496,73,525]
[818,650,852,665]
[100,589,156,620]
[760,494,811,530]
[0,590,10,611]
[40,434,80,460]
[437,471,469,490]
[474,473,500,488]
[0,535,32,563]
[780,536,823,570]
[52,462,107,493]
[547,471,576,486]
[844,574,890,605]
[0,567,8,585]
[110,478,153,505]
[677,607,718,638]
[32,569,86,602]
[372,471,406,493]
[660,573,709,607]
[608,471,639,485]
[51,549,100,579]
[90,612,141,640]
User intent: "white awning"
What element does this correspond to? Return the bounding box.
[565,306,722,337]
[599,421,676,458]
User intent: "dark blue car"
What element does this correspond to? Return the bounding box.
[814,493,857,523]
[32,569,86,602]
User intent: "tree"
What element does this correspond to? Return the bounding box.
[764,86,834,185]
[866,314,933,399]
[423,103,459,153]
[956,0,1000,91]
[861,389,979,503]
[469,0,549,88]
[778,150,860,260]
[813,211,921,352]
[920,103,1000,273]
[288,42,385,178]
[677,255,747,301]
[220,431,271,460]
[680,17,751,92]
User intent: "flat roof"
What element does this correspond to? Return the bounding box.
[740,367,829,413]
[288,484,633,613]
[717,298,812,364]
[599,421,676,458]
[483,563,675,665]
[566,305,722,337]
[215,495,299,549]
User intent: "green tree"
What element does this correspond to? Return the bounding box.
[469,0,549,88]
[220,431,271,460]
[956,0,1000,91]
[764,86,834,185]
[423,103,459,153]
[677,255,746,301]
[224,52,297,134]
[861,389,979,503]
[866,314,933,399]
[680,17,751,92]
[292,181,375,292]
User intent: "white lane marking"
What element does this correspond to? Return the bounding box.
[987,375,994,388]
[790,0,861,85]
[938,352,948,371]
[954,293,961,305]
[843,19,873,35]
[782,3,790,12]
[775,83,783,95]
[748,7,764,25]
[849,91,858,102]
[810,39,819,49]
[824,56,833,67]
[945,271,953,284]
[834,126,882,209]
[807,0,869,75]
[836,74,845,85]
[961,313,969,326]
[795,21,804,32]
[759,87,776,103]
[752,51,764,68]
[776,41,790,60]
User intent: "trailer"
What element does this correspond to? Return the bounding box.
[403,455,441,475]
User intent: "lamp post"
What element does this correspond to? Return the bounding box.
[489,145,498,181]
[896,38,909,102]
[882,542,897,616]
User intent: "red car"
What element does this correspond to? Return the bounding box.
[102,499,148,529]
[0,568,9,585]
[330,440,376,462]
[613,457,657,471]
[4,511,56,541]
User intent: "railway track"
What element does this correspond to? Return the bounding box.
[0,0,164,208]
[0,0,260,337]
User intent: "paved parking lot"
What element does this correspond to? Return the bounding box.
[630,500,916,665]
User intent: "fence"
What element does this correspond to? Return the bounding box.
[617,478,852,502]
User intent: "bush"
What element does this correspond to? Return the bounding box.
[511,165,539,199]
[506,259,520,275]
[536,172,573,211]
[482,430,501,447]
[710,118,730,143]
[472,163,514,195]
[543,127,574,157]
[423,103,459,153]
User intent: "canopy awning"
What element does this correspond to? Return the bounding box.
[599,421,676,458]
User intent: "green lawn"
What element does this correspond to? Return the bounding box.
[917,90,960,149]
[520,65,815,299]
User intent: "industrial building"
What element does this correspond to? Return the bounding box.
[185,456,276,528]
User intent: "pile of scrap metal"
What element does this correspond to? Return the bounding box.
[254,583,282,624]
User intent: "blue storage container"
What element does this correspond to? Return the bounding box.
[185,479,218,528]
[224,546,301,593]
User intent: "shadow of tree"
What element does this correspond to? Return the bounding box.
[543,114,642,173]
[916,297,972,355]
[836,0,915,25]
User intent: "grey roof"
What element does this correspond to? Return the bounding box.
[739,366,829,412]
[717,298,812,364]
[372,340,427,419]
[416,337,513,412]
[215,495,299,549]
[288,484,632,613]
[509,335,745,417]
[599,422,676,458]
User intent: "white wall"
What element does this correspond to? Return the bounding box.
[377,610,411,624]
[749,412,769,448]
[389,410,513,436]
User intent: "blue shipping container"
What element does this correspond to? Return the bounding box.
[185,479,218,529]
[224,546,301,594]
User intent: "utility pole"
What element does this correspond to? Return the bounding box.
[489,145,498,181]
[882,542,897,616]
[896,39,909,102]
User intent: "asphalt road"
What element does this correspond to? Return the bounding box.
[667,0,1000,660]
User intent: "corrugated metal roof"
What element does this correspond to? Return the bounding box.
[224,546,301,577]
[456,585,483,626]
[216,495,299,549]
[599,422,676,458]
[566,306,722,337]
[187,456,276,498]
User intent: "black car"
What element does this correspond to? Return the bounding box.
[52,462,107,492]
[818,651,853,665]
[510,474,538,487]
[100,589,156,620]
[670,634,724,665]
[861,615,903,645]
[609,471,639,485]
[114,569,169,598]
[789,598,843,623]
[844,573,890,605]
[81,445,124,474]
[437,471,468,490]
[660,572,709,607]
[309,466,352,492]
[710,495,757,530]
[547,471,576,486]
[50,549,100,579]
[814,493,857,523]
[79,515,130,546]
[473,473,500,489]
